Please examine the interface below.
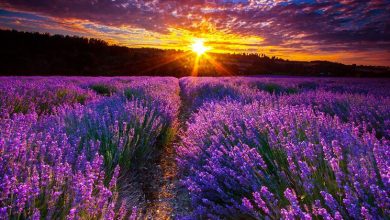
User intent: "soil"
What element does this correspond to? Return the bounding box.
[140,137,191,219]
[138,85,192,219]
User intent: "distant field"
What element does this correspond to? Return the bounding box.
[1,76,389,219]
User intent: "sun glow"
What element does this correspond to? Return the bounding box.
[191,39,209,56]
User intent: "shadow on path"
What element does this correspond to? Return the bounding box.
[141,82,192,219]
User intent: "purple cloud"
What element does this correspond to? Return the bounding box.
[0,0,389,65]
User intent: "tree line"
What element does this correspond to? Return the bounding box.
[0,29,388,77]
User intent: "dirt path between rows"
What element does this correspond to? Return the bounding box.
[141,84,191,219]
[142,137,191,219]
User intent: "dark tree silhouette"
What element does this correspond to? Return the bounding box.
[0,29,389,77]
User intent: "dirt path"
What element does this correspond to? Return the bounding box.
[145,138,188,219]
[141,84,191,219]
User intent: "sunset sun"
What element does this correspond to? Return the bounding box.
[191,39,209,56]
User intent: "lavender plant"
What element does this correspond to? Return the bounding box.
[281,90,390,139]
[0,76,180,219]
[0,113,125,219]
[177,77,390,219]
[178,101,389,219]
[0,78,96,117]
[64,95,166,178]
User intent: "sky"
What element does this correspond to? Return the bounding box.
[0,0,389,66]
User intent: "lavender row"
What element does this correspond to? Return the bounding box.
[0,76,180,118]
[178,101,389,219]
[0,77,180,219]
[180,77,390,139]
[0,112,129,219]
[280,91,390,139]
[178,77,389,219]
[0,78,97,117]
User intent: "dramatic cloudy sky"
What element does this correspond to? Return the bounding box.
[1,0,389,66]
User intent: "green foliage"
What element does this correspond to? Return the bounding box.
[255,83,297,95]
[90,84,117,96]
[13,99,30,114]
[124,88,147,100]
[298,82,318,91]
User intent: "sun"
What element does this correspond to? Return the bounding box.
[191,39,209,56]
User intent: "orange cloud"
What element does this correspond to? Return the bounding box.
[1,0,390,66]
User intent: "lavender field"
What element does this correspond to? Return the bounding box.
[0,76,389,219]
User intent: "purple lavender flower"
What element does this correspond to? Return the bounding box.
[320,191,339,212]
[253,191,270,214]
[130,207,138,220]
[242,197,254,210]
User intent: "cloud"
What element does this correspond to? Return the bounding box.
[0,0,389,65]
